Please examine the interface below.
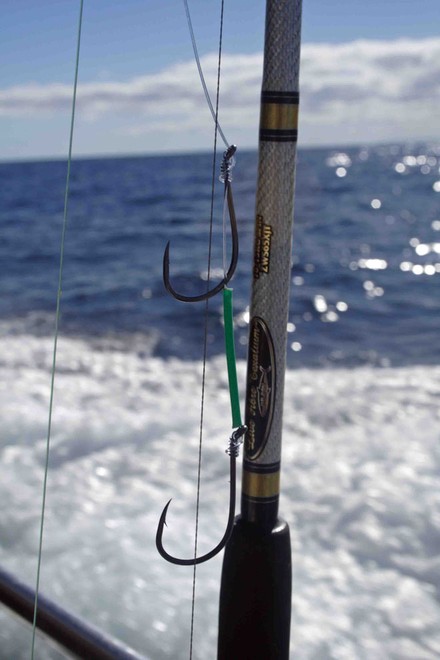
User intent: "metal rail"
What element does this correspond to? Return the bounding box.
[0,565,145,659]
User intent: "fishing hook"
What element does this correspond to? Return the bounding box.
[163,145,238,303]
[155,425,246,566]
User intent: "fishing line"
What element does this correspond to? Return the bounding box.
[183,0,229,149]
[187,0,227,657]
[31,1,84,657]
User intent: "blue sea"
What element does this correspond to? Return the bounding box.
[0,143,439,659]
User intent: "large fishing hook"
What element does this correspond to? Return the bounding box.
[163,145,238,303]
[155,425,246,566]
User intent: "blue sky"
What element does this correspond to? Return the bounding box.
[1,0,439,160]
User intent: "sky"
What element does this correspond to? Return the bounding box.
[0,0,439,161]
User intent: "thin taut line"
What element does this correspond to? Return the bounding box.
[183,0,229,149]
[31,1,84,657]
[188,1,226,657]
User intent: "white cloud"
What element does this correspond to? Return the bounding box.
[1,37,439,151]
[301,38,440,145]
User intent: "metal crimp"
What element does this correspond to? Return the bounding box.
[226,424,247,458]
[219,144,237,184]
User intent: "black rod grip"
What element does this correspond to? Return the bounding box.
[218,516,292,659]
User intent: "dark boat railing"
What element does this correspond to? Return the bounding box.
[0,565,146,659]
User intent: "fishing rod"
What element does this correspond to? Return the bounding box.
[217,0,302,657]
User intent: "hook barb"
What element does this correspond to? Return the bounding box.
[163,183,238,303]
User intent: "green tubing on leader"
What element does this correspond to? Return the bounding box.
[223,287,242,429]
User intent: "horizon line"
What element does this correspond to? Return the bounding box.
[1,136,439,166]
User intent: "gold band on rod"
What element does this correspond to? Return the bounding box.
[242,469,280,499]
[260,102,298,132]
[259,90,299,142]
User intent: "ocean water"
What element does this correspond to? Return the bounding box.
[0,143,439,659]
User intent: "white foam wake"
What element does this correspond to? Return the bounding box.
[0,329,439,658]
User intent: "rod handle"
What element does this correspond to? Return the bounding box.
[218,516,292,659]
